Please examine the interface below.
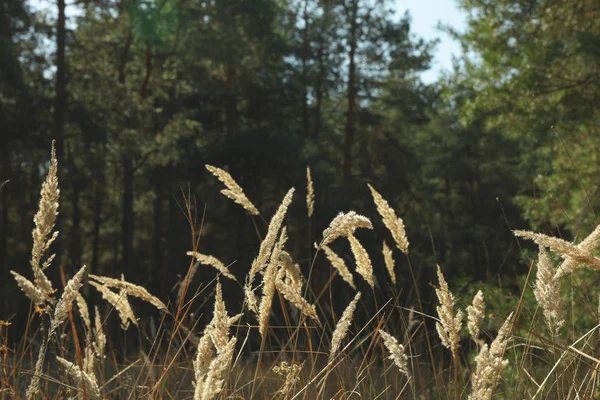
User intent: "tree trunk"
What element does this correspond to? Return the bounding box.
[0,183,9,314]
[314,40,325,139]
[151,174,164,297]
[343,0,358,189]
[69,182,82,270]
[54,0,67,268]
[118,33,133,275]
[226,63,238,137]
[122,155,134,273]
[301,0,310,137]
[91,179,103,275]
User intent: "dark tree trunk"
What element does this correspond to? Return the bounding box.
[117,33,133,275]
[90,179,103,275]
[54,0,67,268]
[166,191,178,293]
[69,183,82,270]
[122,155,134,273]
[226,63,238,137]
[0,184,9,312]
[151,174,164,298]
[314,41,324,139]
[301,0,310,138]
[343,0,358,189]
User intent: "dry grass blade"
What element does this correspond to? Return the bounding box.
[306,166,314,217]
[56,356,101,398]
[89,281,137,329]
[379,330,410,379]
[329,292,361,363]
[467,290,485,344]
[348,234,374,288]
[49,265,87,336]
[89,274,167,312]
[534,247,564,335]
[321,244,356,290]
[186,251,237,281]
[382,241,396,285]
[435,265,463,354]
[321,211,372,246]
[368,184,409,254]
[205,164,259,215]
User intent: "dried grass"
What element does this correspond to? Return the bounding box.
[329,292,361,363]
[435,265,463,355]
[321,244,356,290]
[321,211,372,246]
[186,251,237,281]
[205,164,259,215]
[368,184,409,254]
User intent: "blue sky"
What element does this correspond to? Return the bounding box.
[397,0,466,83]
[31,0,467,84]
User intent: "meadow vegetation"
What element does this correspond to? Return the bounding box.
[2,141,600,400]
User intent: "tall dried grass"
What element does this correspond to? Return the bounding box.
[4,143,600,400]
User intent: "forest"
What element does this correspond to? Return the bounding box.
[1,0,600,399]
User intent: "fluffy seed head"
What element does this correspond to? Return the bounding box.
[50,265,87,336]
[382,241,396,284]
[534,247,564,336]
[246,189,294,311]
[329,292,361,363]
[30,141,60,296]
[11,271,48,306]
[467,290,485,344]
[75,292,91,332]
[379,330,410,379]
[187,251,237,282]
[275,259,319,323]
[89,281,137,329]
[258,228,287,338]
[205,165,259,215]
[56,356,101,398]
[93,306,106,360]
[321,211,372,246]
[273,361,304,396]
[197,337,237,400]
[513,230,600,277]
[321,244,356,290]
[89,274,167,312]
[469,313,513,400]
[306,166,314,217]
[25,341,47,400]
[435,265,463,355]
[368,184,409,254]
[348,235,374,288]
[555,225,600,279]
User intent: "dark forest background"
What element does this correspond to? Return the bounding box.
[1,0,599,325]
